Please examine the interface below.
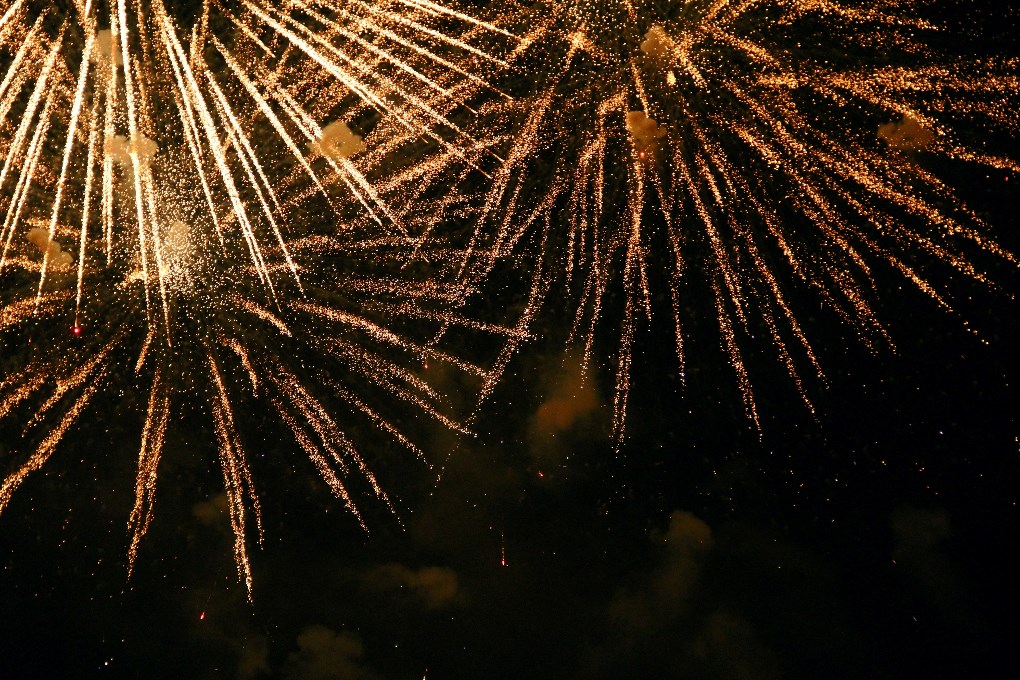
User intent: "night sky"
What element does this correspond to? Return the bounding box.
[3,2,1020,679]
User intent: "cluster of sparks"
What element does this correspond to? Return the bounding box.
[423,0,1019,436]
[0,0,513,595]
[1,0,1018,591]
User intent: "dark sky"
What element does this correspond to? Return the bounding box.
[2,3,1020,680]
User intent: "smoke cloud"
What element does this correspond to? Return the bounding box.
[26,227,72,269]
[878,114,935,151]
[309,121,365,161]
[640,25,675,61]
[106,133,158,170]
[283,626,374,680]
[362,563,461,609]
[626,110,666,154]
[91,29,124,69]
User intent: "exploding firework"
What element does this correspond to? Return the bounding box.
[0,0,510,307]
[420,0,1020,436]
[0,188,516,596]
[0,0,515,594]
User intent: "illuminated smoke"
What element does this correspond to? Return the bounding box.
[640,25,674,61]
[878,114,936,151]
[626,110,666,154]
[105,133,158,170]
[26,227,72,269]
[310,121,366,161]
[90,28,123,68]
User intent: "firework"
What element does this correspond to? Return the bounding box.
[0,0,510,308]
[0,0,515,595]
[423,0,1019,436]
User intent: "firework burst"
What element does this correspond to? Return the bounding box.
[0,0,515,595]
[0,0,509,309]
[423,0,1020,436]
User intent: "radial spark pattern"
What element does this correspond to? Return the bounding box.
[0,0,508,309]
[422,0,1020,436]
[0,0,512,595]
